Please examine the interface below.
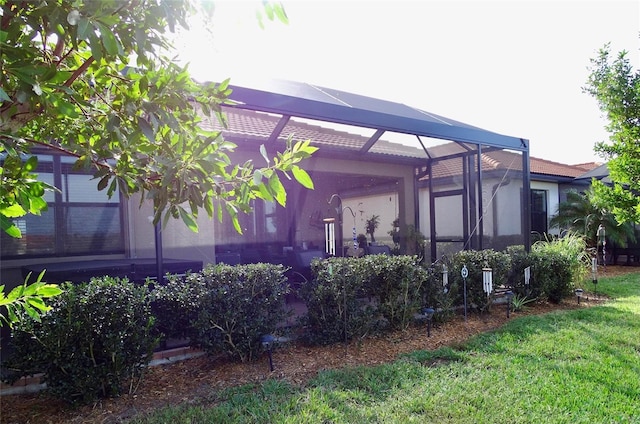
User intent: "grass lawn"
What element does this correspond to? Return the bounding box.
[130,272,640,423]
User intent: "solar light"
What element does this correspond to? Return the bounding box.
[505,290,514,318]
[575,288,584,304]
[422,307,435,337]
[591,257,598,297]
[461,264,469,321]
[260,334,276,372]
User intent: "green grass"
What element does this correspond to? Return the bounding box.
[130,272,640,423]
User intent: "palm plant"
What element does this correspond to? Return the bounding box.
[549,188,636,248]
[365,214,380,243]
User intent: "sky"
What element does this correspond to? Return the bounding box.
[174,0,640,165]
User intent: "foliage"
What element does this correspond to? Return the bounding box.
[421,258,458,323]
[128,270,640,423]
[530,233,589,303]
[0,0,315,238]
[299,257,378,345]
[5,277,157,404]
[0,270,61,327]
[584,43,640,224]
[549,188,635,248]
[449,249,511,312]
[364,214,380,243]
[509,293,535,312]
[388,217,400,244]
[149,271,208,343]
[300,255,441,344]
[507,245,540,298]
[533,232,589,284]
[402,223,426,258]
[193,263,290,362]
[363,254,426,331]
[356,233,368,248]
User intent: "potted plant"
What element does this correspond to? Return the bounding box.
[365,214,380,244]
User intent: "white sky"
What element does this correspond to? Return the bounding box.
[174,0,640,165]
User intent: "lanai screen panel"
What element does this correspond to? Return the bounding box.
[479,149,526,251]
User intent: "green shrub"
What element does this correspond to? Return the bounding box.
[193,263,290,362]
[507,245,541,298]
[421,260,457,324]
[364,255,426,330]
[508,234,589,304]
[150,271,208,343]
[6,277,157,404]
[532,232,589,289]
[530,250,574,303]
[450,249,511,312]
[299,257,378,345]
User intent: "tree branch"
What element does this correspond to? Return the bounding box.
[63,56,95,87]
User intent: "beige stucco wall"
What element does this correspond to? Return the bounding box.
[125,151,417,262]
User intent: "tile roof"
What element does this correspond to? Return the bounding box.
[200,107,428,161]
[529,157,601,178]
[200,107,600,180]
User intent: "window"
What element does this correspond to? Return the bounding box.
[531,189,548,236]
[1,154,125,258]
[213,199,286,248]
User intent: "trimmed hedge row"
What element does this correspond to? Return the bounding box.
[4,240,586,404]
[5,263,290,404]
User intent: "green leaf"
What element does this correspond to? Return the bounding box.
[269,173,286,206]
[252,169,263,186]
[28,196,48,215]
[259,144,270,165]
[1,203,26,218]
[7,284,25,301]
[96,23,119,56]
[97,174,110,191]
[36,285,62,298]
[22,302,39,320]
[179,207,199,232]
[138,117,156,143]
[27,297,51,312]
[0,87,10,102]
[291,165,314,189]
[77,17,92,41]
[1,216,22,238]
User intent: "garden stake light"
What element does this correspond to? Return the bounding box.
[422,307,435,337]
[261,334,275,372]
[575,288,584,304]
[505,290,514,318]
[592,257,598,297]
[524,266,531,296]
[461,264,469,321]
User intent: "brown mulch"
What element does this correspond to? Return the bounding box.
[0,265,634,424]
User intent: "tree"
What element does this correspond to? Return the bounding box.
[549,188,635,248]
[0,270,62,327]
[584,42,640,224]
[0,1,315,322]
[0,0,315,237]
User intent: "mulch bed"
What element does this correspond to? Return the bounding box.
[0,266,633,424]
